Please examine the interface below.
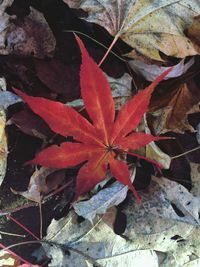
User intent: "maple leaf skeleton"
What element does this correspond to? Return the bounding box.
[14,36,172,203]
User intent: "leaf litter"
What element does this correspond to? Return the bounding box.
[0,1,200,266]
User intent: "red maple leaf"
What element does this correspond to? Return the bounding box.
[14,36,172,203]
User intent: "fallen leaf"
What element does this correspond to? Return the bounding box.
[11,167,55,202]
[38,209,159,267]
[0,91,21,109]
[11,167,67,203]
[149,81,200,134]
[64,0,200,61]
[0,5,56,58]
[8,110,54,140]
[0,0,13,55]
[34,59,80,101]
[36,162,200,267]
[73,167,136,222]
[0,79,8,186]
[129,58,194,81]
[0,251,20,267]
[186,15,200,53]
[14,36,171,203]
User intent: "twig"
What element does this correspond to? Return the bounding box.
[65,30,126,62]
[0,209,39,240]
[98,33,120,66]
[171,145,200,159]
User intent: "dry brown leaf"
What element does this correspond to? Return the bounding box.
[11,167,54,202]
[186,15,200,53]
[64,0,200,61]
[149,81,200,134]
[0,4,56,58]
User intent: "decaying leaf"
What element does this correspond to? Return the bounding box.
[0,4,56,58]
[186,15,200,53]
[34,159,200,267]
[15,36,171,203]
[73,168,136,221]
[0,79,8,187]
[8,110,54,140]
[67,72,132,110]
[149,81,200,134]
[11,167,55,202]
[0,0,13,55]
[0,251,20,267]
[130,58,194,81]
[38,209,159,267]
[34,59,80,101]
[39,165,200,267]
[64,0,200,61]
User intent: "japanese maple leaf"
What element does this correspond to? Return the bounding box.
[14,36,172,203]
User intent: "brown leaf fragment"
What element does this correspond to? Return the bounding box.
[4,8,56,58]
[34,59,80,100]
[8,110,54,140]
[186,15,200,53]
[149,81,200,134]
[12,168,55,203]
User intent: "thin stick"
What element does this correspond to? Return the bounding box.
[171,145,200,159]
[0,209,39,240]
[0,230,25,238]
[98,33,120,67]
[39,200,43,240]
[65,30,126,62]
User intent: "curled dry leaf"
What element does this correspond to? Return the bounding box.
[14,36,172,203]
[149,81,200,134]
[129,58,194,81]
[64,0,200,61]
[11,167,58,203]
[186,15,200,53]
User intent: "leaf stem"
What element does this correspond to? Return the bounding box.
[98,34,120,66]
[171,145,200,159]
[65,30,126,62]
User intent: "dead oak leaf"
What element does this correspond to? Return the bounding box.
[14,36,171,203]
[149,81,200,134]
[64,0,200,61]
